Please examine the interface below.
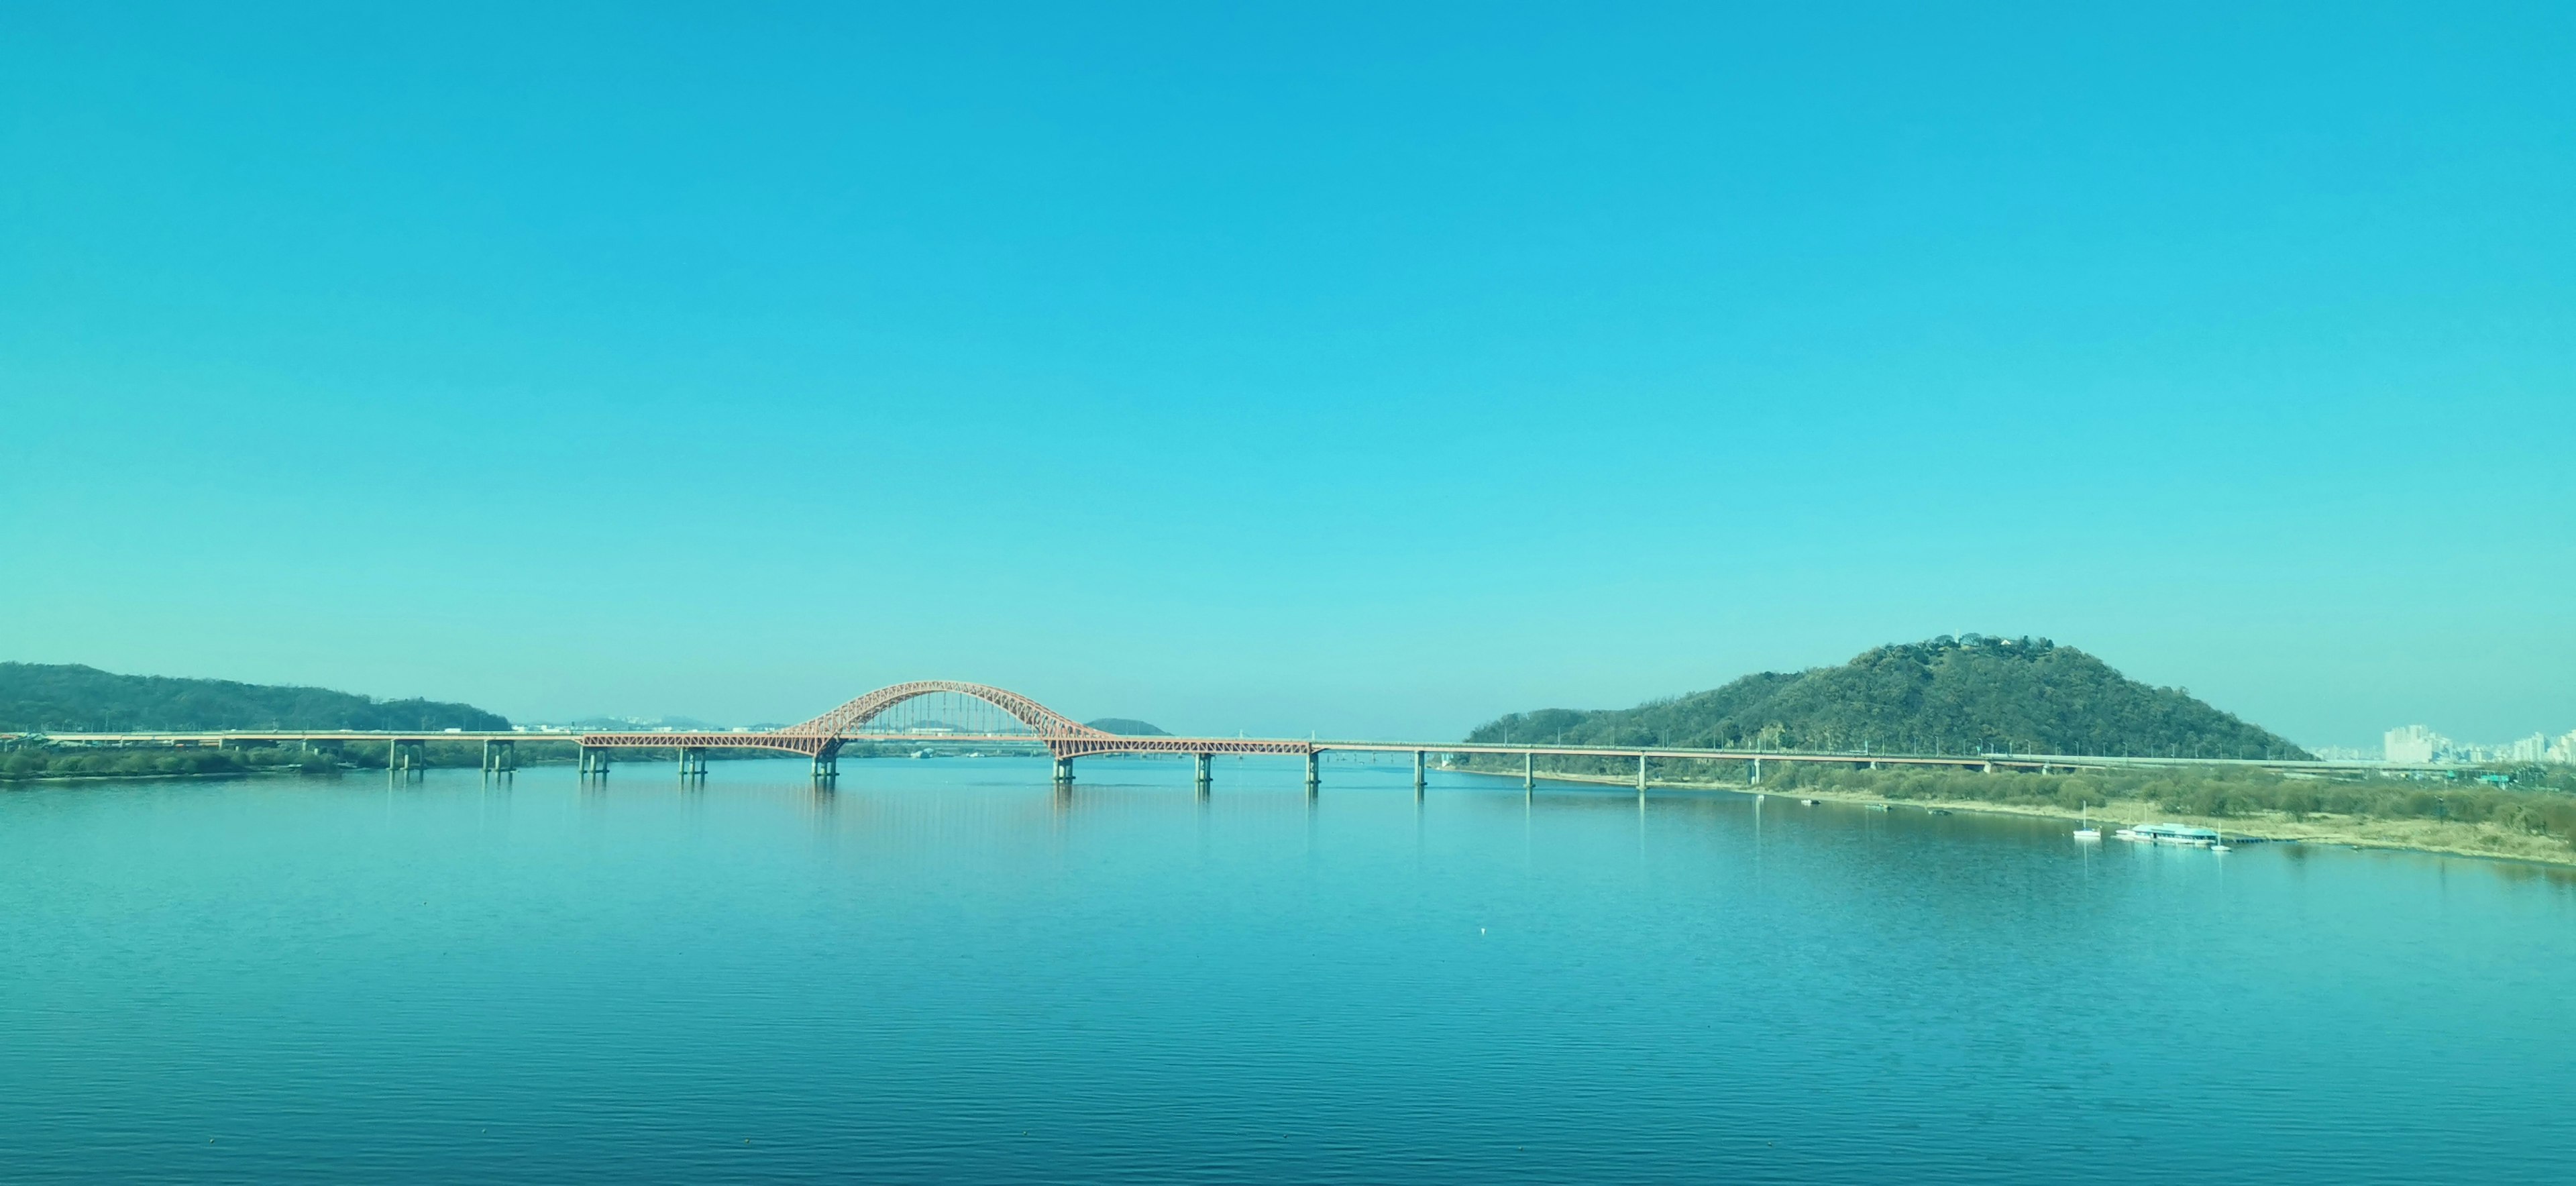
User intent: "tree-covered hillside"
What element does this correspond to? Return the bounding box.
[0,663,509,732]
[1085,718,1169,735]
[1469,636,2310,760]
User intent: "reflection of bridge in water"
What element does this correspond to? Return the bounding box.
[14,680,2457,790]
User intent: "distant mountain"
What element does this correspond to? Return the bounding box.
[0,662,510,733]
[1470,636,2311,760]
[560,714,722,731]
[1085,717,1169,736]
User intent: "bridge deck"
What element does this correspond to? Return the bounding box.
[1,729,2459,775]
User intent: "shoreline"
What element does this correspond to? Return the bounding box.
[0,752,830,786]
[17,758,2573,869]
[1505,769,2576,869]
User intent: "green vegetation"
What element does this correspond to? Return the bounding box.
[1758,762,2576,848]
[1469,635,2308,760]
[0,737,591,779]
[1085,718,1169,736]
[0,662,508,732]
[1449,634,2576,859]
[0,743,339,779]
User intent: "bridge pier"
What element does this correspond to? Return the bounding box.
[812,749,838,779]
[481,739,515,775]
[1194,753,1213,789]
[579,746,610,777]
[1053,755,1074,784]
[1523,751,1534,790]
[389,739,427,778]
[679,747,708,779]
[1750,757,1761,786]
[1304,751,1320,791]
[1638,753,1648,794]
[1413,749,1426,794]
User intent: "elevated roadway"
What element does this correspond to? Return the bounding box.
[5,680,2462,787]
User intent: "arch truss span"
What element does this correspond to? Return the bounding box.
[581,681,1314,765]
[777,680,1114,755]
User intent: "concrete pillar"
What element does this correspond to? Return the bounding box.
[1413,750,1426,792]
[1304,751,1320,788]
[1053,755,1074,784]
[1523,751,1534,790]
[1638,753,1648,792]
[1750,757,1762,785]
[1194,753,1213,786]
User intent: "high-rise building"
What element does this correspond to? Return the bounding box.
[2384,724,2443,764]
[2551,730,2576,765]
[2506,733,2549,764]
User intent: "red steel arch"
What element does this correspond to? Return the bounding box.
[578,680,1309,763]
[776,680,1112,743]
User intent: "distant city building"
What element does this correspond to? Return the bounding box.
[2381,724,2574,765]
[2384,724,2443,763]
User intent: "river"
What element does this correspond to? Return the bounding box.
[5,755,2572,1183]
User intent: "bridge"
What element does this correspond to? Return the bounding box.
[5,679,2462,788]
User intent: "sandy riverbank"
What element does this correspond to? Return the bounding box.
[1513,770,2576,869]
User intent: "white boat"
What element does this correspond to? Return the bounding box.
[2073,804,2100,841]
[2114,822,2220,848]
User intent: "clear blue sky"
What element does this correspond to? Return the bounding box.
[5,3,2571,747]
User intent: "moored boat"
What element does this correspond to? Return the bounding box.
[2114,822,2220,848]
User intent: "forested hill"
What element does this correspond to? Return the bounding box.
[1085,718,1169,736]
[1468,636,2311,760]
[0,663,509,732]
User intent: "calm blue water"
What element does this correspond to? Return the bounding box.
[5,755,2573,1183]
